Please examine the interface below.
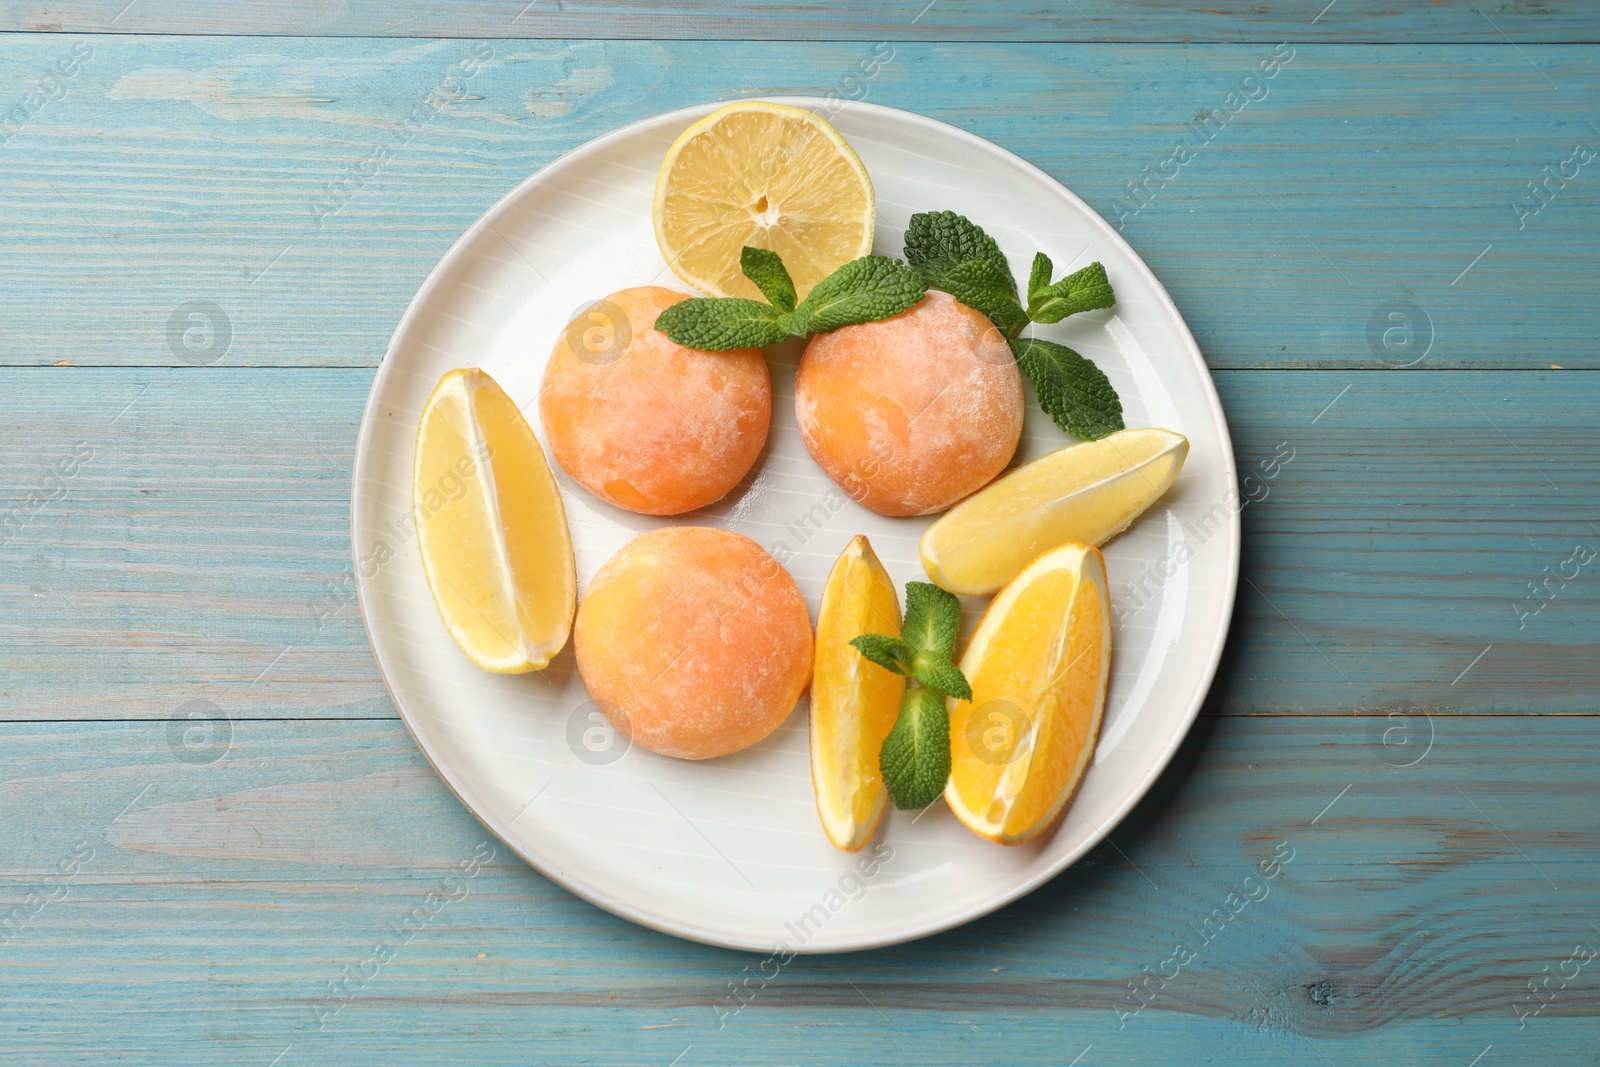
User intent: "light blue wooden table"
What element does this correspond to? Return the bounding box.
[2,3,1596,1064]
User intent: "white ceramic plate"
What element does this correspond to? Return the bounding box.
[353,99,1239,953]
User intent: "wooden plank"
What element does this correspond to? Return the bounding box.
[4,1,1597,42]
[0,37,1594,369]
[0,714,1594,1064]
[0,369,375,720]
[1222,367,1600,716]
[1,367,1594,720]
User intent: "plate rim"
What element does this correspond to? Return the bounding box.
[351,96,1241,953]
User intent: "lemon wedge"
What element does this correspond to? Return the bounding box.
[414,368,575,673]
[920,428,1187,595]
[653,100,874,301]
[946,542,1110,845]
[811,535,905,851]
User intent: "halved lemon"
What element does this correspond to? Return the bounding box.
[653,101,875,301]
[414,368,575,673]
[921,428,1187,595]
[946,542,1110,845]
[811,535,905,851]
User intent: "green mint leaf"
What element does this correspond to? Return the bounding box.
[1027,251,1054,306]
[901,581,961,659]
[1028,261,1116,324]
[943,258,1030,337]
[850,633,918,677]
[879,687,951,810]
[910,651,972,701]
[904,210,1016,296]
[776,307,811,336]
[654,298,788,351]
[1012,336,1124,441]
[739,246,796,313]
[793,255,925,335]
[1027,295,1071,325]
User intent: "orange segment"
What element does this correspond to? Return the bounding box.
[414,368,576,673]
[810,535,905,851]
[945,543,1110,844]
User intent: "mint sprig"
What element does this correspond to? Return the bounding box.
[654,248,925,351]
[903,210,1125,441]
[850,581,971,810]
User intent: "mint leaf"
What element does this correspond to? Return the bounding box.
[776,307,810,336]
[879,687,951,810]
[1027,251,1053,305]
[850,633,917,677]
[908,211,1128,443]
[901,581,961,659]
[740,246,796,313]
[793,256,925,335]
[910,651,972,701]
[1028,261,1115,324]
[655,253,923,348]
[872,580,967,805]
[1012,336,1124,441]
[904,210,1016,295]
[943,258,1030,338]
[653,298,788,351]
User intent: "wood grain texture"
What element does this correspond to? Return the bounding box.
[1,368,1594,720]
[0,37,1593,369]
[5,1,1598,42]
[3,14,1597,1065]
[0,715,1594,1065]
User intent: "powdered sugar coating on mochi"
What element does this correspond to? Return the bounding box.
[539,286,771,517]
[794,290,1023,517]
[574,526,814,760]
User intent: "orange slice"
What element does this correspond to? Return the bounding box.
[946,542,1110,844]
[810,535,905,851]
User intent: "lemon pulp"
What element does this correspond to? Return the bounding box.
[414,368,575,673]
[654,101,874,301]
[921,428,1187,595]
